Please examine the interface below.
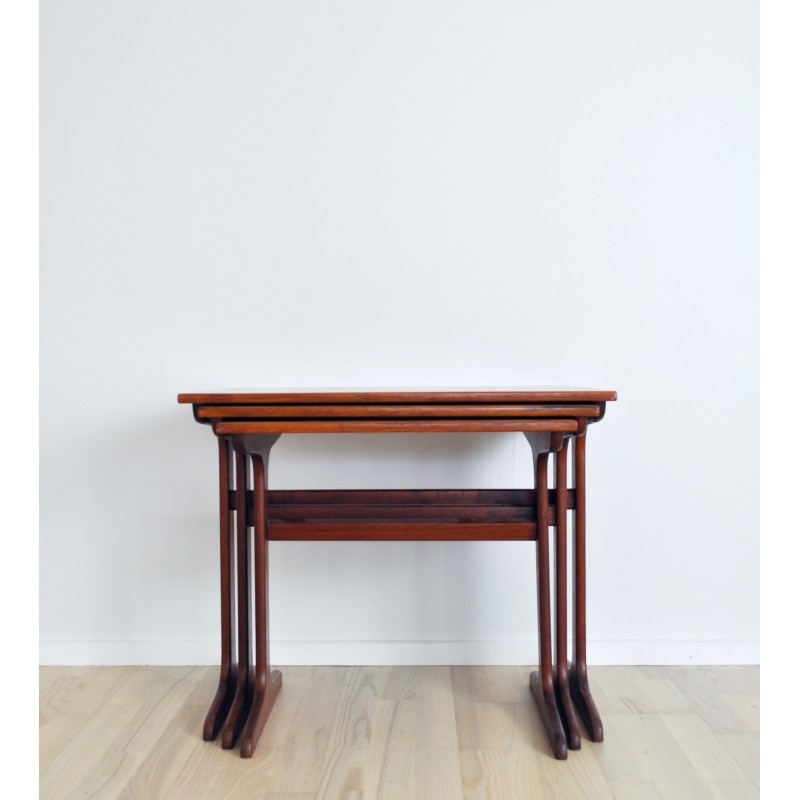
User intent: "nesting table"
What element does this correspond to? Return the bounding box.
[178,387,616,759]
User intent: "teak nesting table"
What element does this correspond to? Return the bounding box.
[178,388,616,759]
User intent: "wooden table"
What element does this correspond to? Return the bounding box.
[178,388,616,759]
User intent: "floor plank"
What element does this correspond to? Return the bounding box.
[39,665,759,799]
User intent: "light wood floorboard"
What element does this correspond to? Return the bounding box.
[40,665,759,800]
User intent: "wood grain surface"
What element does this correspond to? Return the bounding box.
[178,389,618,405]
[40,665,757,800]
[212,419,580,435]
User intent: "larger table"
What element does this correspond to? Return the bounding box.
[178,387,616,759]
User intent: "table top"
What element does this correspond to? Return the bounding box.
[178,387,617,405]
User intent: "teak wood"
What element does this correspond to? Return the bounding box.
[178,387,616,759]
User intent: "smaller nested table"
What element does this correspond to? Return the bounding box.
[178,387,616,759]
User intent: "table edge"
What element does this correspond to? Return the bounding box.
[178,389,618,404]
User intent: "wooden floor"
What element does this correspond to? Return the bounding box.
[40,665,758,800]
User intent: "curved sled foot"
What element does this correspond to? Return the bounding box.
[202,675,237,741]
[569,665,604,743]
[240,670,283,759]
[556,675,582,751]
[530,671,568,760]
[220,675,254,750]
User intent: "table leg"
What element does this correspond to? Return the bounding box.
[203,438,237,740]
[555,441,581,750]
[220,446,254,749]
[569,432,604,742]
[526,434,567,760]
[240,444,283,758]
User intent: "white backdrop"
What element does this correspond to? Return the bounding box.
[40,0,758,666]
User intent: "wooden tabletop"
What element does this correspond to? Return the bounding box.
[178,387,617,405]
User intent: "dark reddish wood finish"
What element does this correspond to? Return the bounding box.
[569,432,604,742]
[555,442,582,750]
[229,488,574,540]
[238,438,283,758]
[262,488,571,507]
[219,445,253,750]
[202,438,237,740]
[179,388,617,405]
[526,433,567,760]
[269,521,536,541]
[196,404,602,420]
[179,388,614,759]
[213,419,578,435]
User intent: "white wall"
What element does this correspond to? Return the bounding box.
[40,0,758,666]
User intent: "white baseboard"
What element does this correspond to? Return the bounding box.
[39,637,760,666]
